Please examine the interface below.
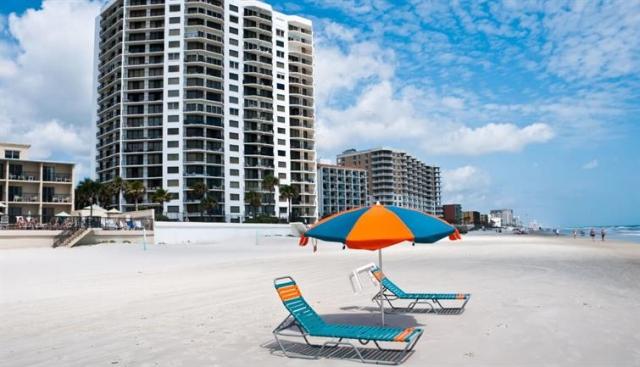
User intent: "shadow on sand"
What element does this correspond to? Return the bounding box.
[261,312,423,364]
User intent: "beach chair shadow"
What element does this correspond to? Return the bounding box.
[350,305,466,315]
[261,338,418,365]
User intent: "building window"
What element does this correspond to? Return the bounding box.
[168,90,179,97]
[168,41,180,48]
[230,169,239,176]
[168,115,179,122]
[167,154,179,161]
[168,141,179,148]
[229,96,238,104]
[278,139,285,145]
[168,65,179,72]
[229,132,239,139]
[229,4,238,12]
[168,53,180,60]
[229,38,238,46]
[230,108,239,116]
[277,73,284,79]
[278,150,286,157]
[169,17,180,24]
[230,15,238,23]
[229,61,239,69]
[169,29,180,36]
[278,173,286,179]
[167,128,179,135]
[229,73,238,80]
[276,29,284,37]
[229,50,238,57]
[230,181,240,188]
[230,156,239,164]
[277,105,285,112]
[167,180,179,187]
[167,166,179,174]
[278,162,286,168]
[230,206,240,213]
[276,40,284,47]
[276,50,284,58]
[277,61,284,68]
[230,120,239,127]
[277,94,285,101]
[277,83,285,90]
[167,102,179,110]
[230,144,239,152]
[277,116,285,123]
[169,4,180,12]
[277,127,285,134]
[229,27,238,35]
[168,77,180,85]
[4,150,20,159]
[230,194,240,200]
[229,84,238,92]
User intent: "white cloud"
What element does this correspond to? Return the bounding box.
[582,159,599,170]
[432,122,555,155]
[441,165,491,207]
[0,0,100,180]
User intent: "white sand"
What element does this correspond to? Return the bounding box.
[1,233,640,366]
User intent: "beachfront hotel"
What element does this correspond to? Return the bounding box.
[490,208,514,227]
[336,148,441,215]
[317,163,368,218]
[95,0,316,222]
[0,143,75,225]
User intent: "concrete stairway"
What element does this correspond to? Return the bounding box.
[53,228,92,248]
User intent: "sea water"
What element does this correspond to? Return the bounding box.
[562,225,640,244]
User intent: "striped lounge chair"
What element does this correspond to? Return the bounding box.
[273,276,424,365]
[370,266,471,314]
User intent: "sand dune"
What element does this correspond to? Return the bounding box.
[1,234,639,366]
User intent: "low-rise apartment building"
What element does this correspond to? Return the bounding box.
[317,163,367,218]
[0,143,75,224]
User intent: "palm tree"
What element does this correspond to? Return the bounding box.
[125,180,146,211]
[75,178,102,209]
[189,181,208,220]
[245,191,262,218]
[200,195,218,221]
[279,184,298,223]
[150,188,173,215]
[262,174,279,216]
[109,176,127,208]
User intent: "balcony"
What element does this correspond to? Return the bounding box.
[8,172,40,181]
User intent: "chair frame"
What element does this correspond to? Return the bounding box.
[370,269,471,314]
[273,276,423,365]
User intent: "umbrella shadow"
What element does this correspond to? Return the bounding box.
[323,311,424,328]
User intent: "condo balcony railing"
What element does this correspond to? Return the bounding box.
[8,172,40,181]
[9,193,40,202]
[43,173,72,183]
[42,194,72,203]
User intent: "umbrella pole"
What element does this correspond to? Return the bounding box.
[379,249,384,326]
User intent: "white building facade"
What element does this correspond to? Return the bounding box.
[95,0,316,222]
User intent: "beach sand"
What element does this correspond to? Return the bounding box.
[1,233,639,366]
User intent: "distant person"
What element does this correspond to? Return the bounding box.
[590,228,596,241]
[601,228,606,241]
[573,229,577,239]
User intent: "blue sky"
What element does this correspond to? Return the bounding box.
[0,0,638,227]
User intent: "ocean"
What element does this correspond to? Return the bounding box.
[561,225,640,244]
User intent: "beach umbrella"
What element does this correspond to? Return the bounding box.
[55,211,70,217]
[300,202,460,325]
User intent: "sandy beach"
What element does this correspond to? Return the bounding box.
[1,233,640,366]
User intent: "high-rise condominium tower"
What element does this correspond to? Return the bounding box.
[337,148,441,215]
[95,0,316,222]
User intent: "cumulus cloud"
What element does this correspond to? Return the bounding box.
[582,159,599,170]
[441,165,491,207]
[0,0,100,179]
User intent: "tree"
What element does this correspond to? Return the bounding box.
[262,174,279,215]
[200,195,218,221]
[245,191,262,218]
[125,180,146,211]
[189,181,208,220]
[150,188,173,215]
[109,176,127,209]
[279,184,298,223]
[75,178,102,209]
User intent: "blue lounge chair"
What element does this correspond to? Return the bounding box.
[273,276,424,365]
[370,266,471,314]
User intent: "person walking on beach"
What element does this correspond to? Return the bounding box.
[590,228,596,241]
[601,228,606,241]
[573,229,577,239]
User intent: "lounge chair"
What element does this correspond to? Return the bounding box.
[273,276,423,365]
[370,266,471,314]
